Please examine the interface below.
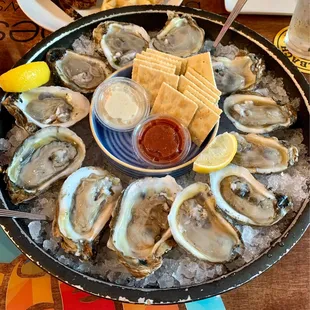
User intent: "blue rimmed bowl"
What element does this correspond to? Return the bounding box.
[89,65,219,178]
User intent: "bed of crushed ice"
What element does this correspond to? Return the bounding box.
[0,40,309,289]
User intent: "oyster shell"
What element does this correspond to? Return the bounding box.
[150,14,205,57]
[108,176,182,278]
[93,21,150,70]
[168,183,241,263]
[5,127,85,204]
[232,132,299,173]
[46,48,112,93]
[54,167,122,260]
[212,54,265,94]
[210,164,293,226]
[2,86,90,134]
[224,94,297,133]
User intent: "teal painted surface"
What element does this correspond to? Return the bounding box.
[186,296,226,310]
[0,226,20,263]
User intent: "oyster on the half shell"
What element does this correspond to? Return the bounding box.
[232,132,299,173]
[212,54,265,94]
[54,167,122,260]
[168,183,241,263]
[210,164,293,226]
[108,176,182,278]
[150,14,205,57]
[46,48,112,93]
[93,21,150,70]
[5,127,85,204]
[224,94,297,133]
[2,86,90,134]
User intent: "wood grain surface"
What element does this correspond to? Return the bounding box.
[0,1,309,310]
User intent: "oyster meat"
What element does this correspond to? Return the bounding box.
[150,14,205,57]
[5,127,85,204]
[212,54,265,94]
[168,183,241,263]
[232,132,299,173]
[108,176,182,278]
[54,167,122,259]
[93,21,150,70]
[210,164,293,226]
[2,86,90,134]
[46,48,112,93]
[224,94,297,133]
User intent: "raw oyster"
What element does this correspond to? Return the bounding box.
[54,167,122,260]
[150,14,205,57]
[168,183,241,263]
[210,164,293,226]
[46,48,112,93]
[108,176,182,278]
[93,21,150,70]
[224,94,297,133]
[5,127,85,204]
[232,132,299,173]
[2,86,90,134]
[212,54,265,94]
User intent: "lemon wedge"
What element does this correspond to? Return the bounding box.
[193,132,238,174]
[0,62,51,93]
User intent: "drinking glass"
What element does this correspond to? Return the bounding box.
[285,0,310,60]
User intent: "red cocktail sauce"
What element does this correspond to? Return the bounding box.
[137,117,188,165]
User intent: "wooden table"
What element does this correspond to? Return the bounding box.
[0,1,309,309]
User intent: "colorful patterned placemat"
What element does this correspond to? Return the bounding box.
[0,228,225,310]
[274,26,310,74]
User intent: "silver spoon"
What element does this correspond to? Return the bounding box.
[213,0,248,48]
[0,209,50,221]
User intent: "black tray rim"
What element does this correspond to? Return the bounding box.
[0,5,309,305]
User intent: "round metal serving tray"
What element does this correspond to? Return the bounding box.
[0,5,309,305]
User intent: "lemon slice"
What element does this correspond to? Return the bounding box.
[193,132,238,174]
[0,62,51,93]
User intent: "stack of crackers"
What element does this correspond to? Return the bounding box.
[132,49,222,147]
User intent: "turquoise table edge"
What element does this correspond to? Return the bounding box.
[0,226,20,263]
[0,227,225,309]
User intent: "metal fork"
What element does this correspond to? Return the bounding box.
[0,209,50,221]
[213,0,248,48]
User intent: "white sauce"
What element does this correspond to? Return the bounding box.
[104,88,138,123]
[94,79,149,131]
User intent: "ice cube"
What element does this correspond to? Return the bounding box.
[43,239,58,253]
[28,221,43,243]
